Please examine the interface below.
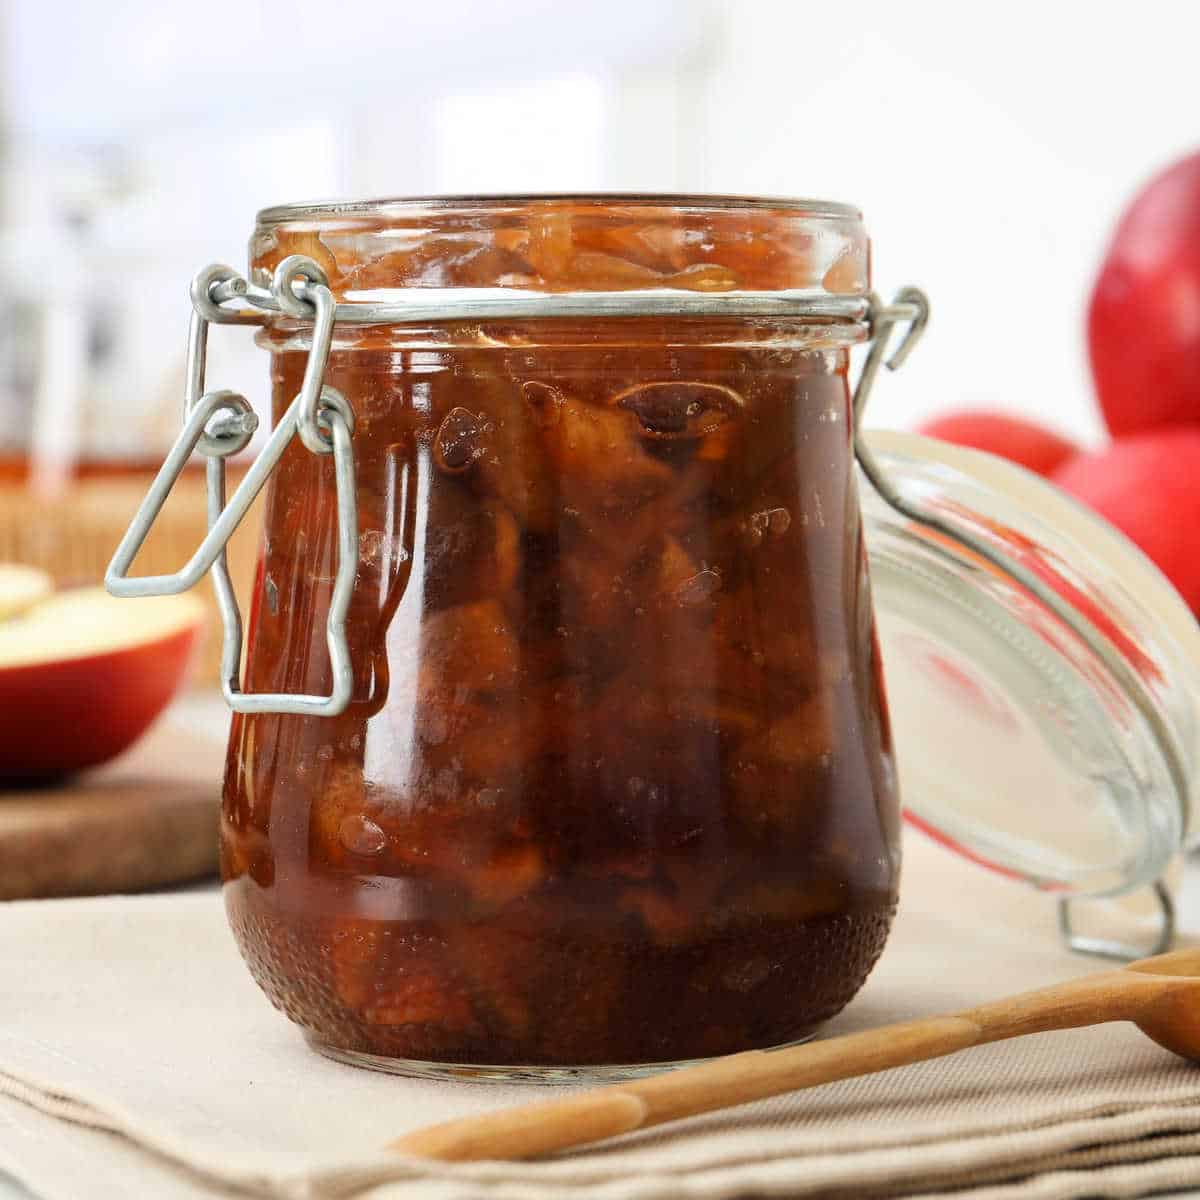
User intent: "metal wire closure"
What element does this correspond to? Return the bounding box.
[1056,881,1175,961]
[105,260,357,716]
[220,279,875,326]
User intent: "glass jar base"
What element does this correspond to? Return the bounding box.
[304,1030,819,1084]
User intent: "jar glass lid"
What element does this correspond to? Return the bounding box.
[863,430,1200,901]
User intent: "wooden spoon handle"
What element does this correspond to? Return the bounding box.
[391,967,1180,1162]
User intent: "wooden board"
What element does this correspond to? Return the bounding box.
[0,718,225,899]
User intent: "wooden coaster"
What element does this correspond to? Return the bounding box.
[0,718,224,899]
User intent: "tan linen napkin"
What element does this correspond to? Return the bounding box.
[1,828,1197,1200]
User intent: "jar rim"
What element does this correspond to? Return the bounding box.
[255,192,863,227]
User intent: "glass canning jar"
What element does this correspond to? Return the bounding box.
[107,194,1200,1081]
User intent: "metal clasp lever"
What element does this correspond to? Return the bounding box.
[1058,884,1176,962]
[105,257,358,718]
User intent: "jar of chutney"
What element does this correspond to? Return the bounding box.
[108,194,1199,1080]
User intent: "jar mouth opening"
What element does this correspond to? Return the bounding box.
[251,192,870,302]
[255,192,863,227]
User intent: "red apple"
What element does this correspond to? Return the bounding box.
[1052,428,1200,613]
[1089,151,1200,436]
[0,588,205,779]
[918,411,1079,477]
[0,564,52,620]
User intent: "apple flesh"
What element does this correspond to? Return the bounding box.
[1052,428,1200,615]
[0,588,205,779]
[918,411,1078,477]
[1088,151,1200,437]
[0,564,53,620]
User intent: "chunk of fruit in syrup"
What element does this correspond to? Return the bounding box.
[421,489,519,613]
[331,924,478,1035]
[433,407,486,474]
[543,393,674,518]
[455,368,558,534]
[447,924,537,1040]
[417,600,520,701]
[613,381,743,440]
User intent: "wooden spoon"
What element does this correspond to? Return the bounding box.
[391,946,1200,1162]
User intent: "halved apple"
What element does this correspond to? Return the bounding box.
[0,588,205,779]
[0,564,53,620]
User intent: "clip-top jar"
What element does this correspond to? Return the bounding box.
[108,194,1200,1080]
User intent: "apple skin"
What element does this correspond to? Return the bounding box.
[918,411,1078,477]
[0,620,201,780]
[1052,427,1200,614]
[1089,151,1200,436]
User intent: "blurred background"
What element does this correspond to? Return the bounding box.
[2,0,1200,682]
[5,0,1200,460]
